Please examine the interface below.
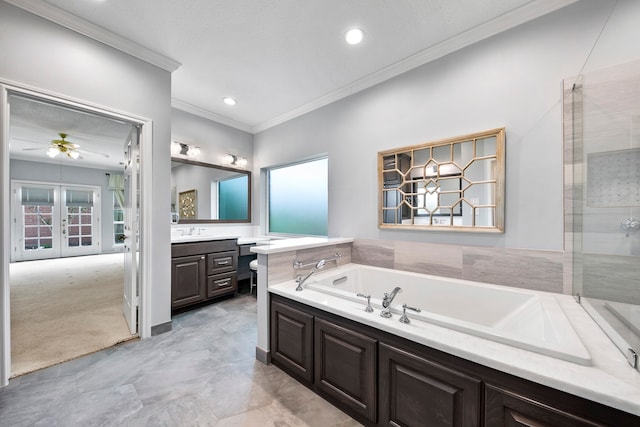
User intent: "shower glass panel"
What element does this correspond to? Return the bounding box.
[566,60,640,370]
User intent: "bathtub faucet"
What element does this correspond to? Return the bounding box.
[380,286,402,318]
[295,259,326,291]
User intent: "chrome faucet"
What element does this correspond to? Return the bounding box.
[380,286,402,318]
[295,259,326,291]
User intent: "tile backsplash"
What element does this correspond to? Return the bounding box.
[352,239,565,294]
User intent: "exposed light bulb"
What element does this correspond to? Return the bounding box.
[187,146,201,158]
[69,150,80,159]
[223,97,237,106]
[345,28,364,45]
[171,141,182,155]
[47,147,59,158]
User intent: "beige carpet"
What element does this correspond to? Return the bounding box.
[10,253,137,377]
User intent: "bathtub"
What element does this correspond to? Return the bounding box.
[271,263,591,365]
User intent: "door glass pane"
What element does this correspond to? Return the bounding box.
[67,206,93,247]
[22,205,54,250]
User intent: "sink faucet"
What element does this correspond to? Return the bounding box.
[380,286,402,318]
[295,259,326,291]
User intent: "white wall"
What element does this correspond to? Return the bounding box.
[253,0,640,251]
[10,160,123,254]
[0,3,172,327]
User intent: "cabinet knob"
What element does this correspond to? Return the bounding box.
[200,256,205,260]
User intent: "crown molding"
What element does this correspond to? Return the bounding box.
[171,98,254,134]
[253,0,578,133]
[4,0,181,72]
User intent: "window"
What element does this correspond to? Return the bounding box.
[113,192,124,245]
[268,157,328,236]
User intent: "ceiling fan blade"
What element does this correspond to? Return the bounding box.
[21,147,45,151]
[77,149,110,158]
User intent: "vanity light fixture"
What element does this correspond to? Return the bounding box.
[223,153,247,168]
[223,97,237,106]
[345,28,364,45]
[171,140,200,159]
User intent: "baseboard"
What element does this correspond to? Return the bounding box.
[151,321,172,336]
[255,346,271,364]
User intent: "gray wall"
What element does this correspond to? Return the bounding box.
[253,0,640,252]
[0,3,172,327]
[10,159,122,254]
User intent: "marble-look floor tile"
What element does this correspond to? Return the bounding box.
[32,384,142,427]
[1,295,357,427]
[0,375,79,426]
[121,394,220,426]
[272,375,359,427]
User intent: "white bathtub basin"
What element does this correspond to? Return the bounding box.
[287,264,591,365]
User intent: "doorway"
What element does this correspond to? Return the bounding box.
[1,84,150,382]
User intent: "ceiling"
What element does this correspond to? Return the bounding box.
[9,95,133,170]
[7,0,578,134]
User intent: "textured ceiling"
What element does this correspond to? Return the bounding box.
[9,95,133,169]
[13,0,577,132]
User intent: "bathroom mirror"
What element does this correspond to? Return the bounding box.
[378,127,505,232]
[171,157,251,223]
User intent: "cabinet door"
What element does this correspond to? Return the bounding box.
[171,254,206,309]
[314,318,377,423]
[379,343,481,427]
[484,384,609,427]
[270,300,314,384]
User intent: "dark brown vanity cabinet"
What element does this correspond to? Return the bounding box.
[270,299,314,383]
[269,295,640,427]
[171,254,206,308]
[315,318,377,423]
[379,343,481,427]
[171,240,237,310]
[484,383,611,427]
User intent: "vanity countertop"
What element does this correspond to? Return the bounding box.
[250,237,354,254]
[171,234,241,244]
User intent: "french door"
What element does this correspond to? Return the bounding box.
[11,181,101,262]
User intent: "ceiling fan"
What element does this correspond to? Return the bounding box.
[18,133,110,160]
[47,133,80,159]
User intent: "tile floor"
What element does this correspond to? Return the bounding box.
[0,294,361,426]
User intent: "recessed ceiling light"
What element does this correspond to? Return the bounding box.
[223,97,237,106]
[345,28,364,45]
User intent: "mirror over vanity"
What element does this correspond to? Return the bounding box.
[171,157,251,223]
[378,127,505,232]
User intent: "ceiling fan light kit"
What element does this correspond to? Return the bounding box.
[47,133,81,159]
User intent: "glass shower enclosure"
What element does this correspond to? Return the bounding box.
[564,59,640,371]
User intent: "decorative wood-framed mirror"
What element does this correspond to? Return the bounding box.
[378,128,505,232]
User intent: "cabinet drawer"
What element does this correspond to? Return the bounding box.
[207,251,237,275]
[207,273,237,298]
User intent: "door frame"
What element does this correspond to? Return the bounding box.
[0,81,154,386]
